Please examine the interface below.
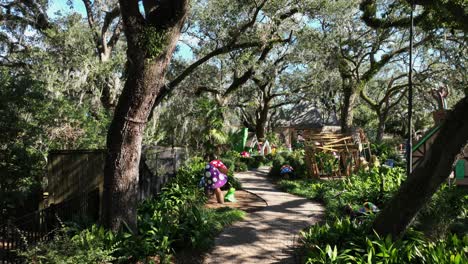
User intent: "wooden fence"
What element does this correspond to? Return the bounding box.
[0,189,99,263]
[45,147,186,218]
[1,146,186,263]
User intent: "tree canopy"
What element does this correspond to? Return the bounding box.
[1,0,466,249]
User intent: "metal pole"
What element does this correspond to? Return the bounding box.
[407,3,414,177]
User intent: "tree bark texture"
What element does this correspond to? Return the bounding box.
[255,105,269,141]
[375,111,387,143]
[340,83,358,133]
[103,0,189,232]
[373,96,468,238]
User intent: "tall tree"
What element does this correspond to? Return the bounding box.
[146,0,305,148]
[335,23,430,132]
[81,0,124,110]
[81,0,122,62]
[0,0,52,68]
[360,0,468,32]
[373,96,468,238]
[304,0,433,132]
[104,0,297,231]
[103,0,190,231]
[360,61,439,142]
[359,0,468,238]
[237,52,307,140]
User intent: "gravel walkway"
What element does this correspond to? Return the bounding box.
[204,167,324,264]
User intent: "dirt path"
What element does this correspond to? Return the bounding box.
[204,167,324,264]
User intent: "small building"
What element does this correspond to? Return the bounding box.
[275,102,340,149]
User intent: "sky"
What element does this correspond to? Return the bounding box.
[47,0,86,17]
[47,0,194,60]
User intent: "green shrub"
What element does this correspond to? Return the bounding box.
[226,170,242,190]
[278,167,405,220]
[270,154,287,177]
[221,151,241,169]
[371,140,404,166]
[278,179,325,201]
[24,157,245,263]
[416,185,468,239]
[175,156,207,186]
[234,161,248,172]
[223,150,241,158]
[136,194,244,262]
[301,218,468,264]
[250,155,265,168]
[315,152,339,175]
[269,150,306,178]
[221,158,236,172]
[22,225,120,264]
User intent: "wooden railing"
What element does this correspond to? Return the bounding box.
[0,189,99,263]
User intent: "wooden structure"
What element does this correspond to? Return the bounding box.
[304,131,370,178]
[260,140,272,156]
[412,109,468,186]
[1,147,186,264]
[1,189,100,264]
[412,125,441,170]
[275,102,340,150]
[45,147,186,219]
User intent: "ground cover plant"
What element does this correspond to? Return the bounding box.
[270,152,468,263]
[22,158,245,263]
[278,167,405,219]
[300,218,468,263]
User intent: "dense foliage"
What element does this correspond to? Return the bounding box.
[301,218,468,263]
[274,160,468,263]
[23,158,245,263]
[278,167,405,220]
[1,0,467,262]
[269,150,307,178]
[221,150,273,173]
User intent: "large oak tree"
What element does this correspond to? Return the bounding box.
[360,0,468,238]
[102,0,190,231]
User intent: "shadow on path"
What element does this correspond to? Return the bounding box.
[204,167,324,264]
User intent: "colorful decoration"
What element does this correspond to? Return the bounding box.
[224,187,236,202]
[357,202,380,214]
[346,202,380,218]
[204,164,228,190]
[210,159,228,174]
[240,151,250,157]
[280,165,294,175]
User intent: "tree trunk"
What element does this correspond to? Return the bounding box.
[340,84,358,133]
[103,0,188,232]
[373,96,468,238]
[103,60,171,232]
[375,111,387,143]
[255,101,270,141]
